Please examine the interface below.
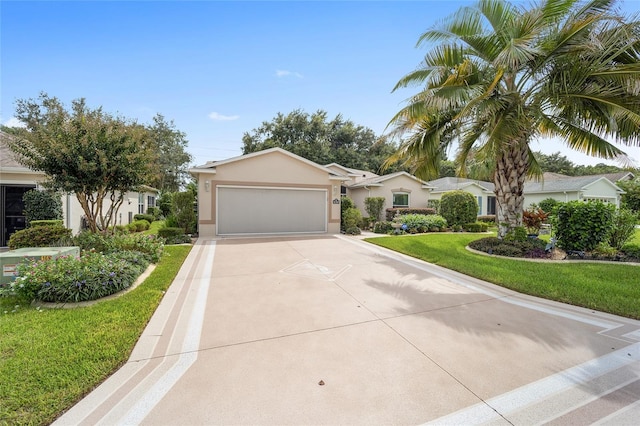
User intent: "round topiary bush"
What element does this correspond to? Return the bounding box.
[8,225,72,250]
[439,190,478,227]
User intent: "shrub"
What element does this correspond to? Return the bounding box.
[364,197,385,222]
[427,199,440,213]
[8,225,72,250]
[591,242,618,259]
[10,251,148,303]
[136,219,151,232]
[552,201,614,251]
[172,191,196,234]
[164,214,179,228]
[359,216,373,230]
[621,243,640,259]
[22,190,62,223]
[373,221,393,234]
[30,219,63,228]
[110,233,164,263]
[538,198,560,214]
[158,227,191,245]
[523,205,548,235]
[477,215,496,224]
[342,207,362,232]
[127,222,138,233]
[345,226,361,235]
[134,213,155,223]
[608,208,638,250]
[398,214,447,233]
[439,191,478,227]
[146,206,162,219]
[73,231,112,253]
[158,227,185,239]
[463,222,488,232]
[469,236,547,258]
[503,226,528,243]
[157,192,173,217]
[385,208,436,221]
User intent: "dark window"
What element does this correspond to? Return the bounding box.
[487,196,496,215]
[392,193,409,208]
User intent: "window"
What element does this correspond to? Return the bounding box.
[487,196,496,215]
[340,185,347,195]
[147,195,156,208]
[477,196,483,215]
[392,193,409,208]
[138,193,145,214]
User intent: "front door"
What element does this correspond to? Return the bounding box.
[0,185,36,247]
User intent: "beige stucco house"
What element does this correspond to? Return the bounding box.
[425,177,497,216]
[189,148,347,237]
[0,131,159,246]
[324,163,434,218]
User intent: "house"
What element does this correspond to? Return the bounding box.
[0,131,159,246]
[424,177,496,216]
[523,175,625,207]
[324,164,434,218]
[424,174,625,215]
[189,148,348,237]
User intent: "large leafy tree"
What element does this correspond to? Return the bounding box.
[386,0,640,237]
[242,109,400,173]
[146,114,192,192]
[7,93,154,233]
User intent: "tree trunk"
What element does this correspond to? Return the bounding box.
[493,141,529,238]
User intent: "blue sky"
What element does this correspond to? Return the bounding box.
[2,0,640,169]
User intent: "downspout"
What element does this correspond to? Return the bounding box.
[66,194,71,229]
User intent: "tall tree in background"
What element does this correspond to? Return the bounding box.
[147,114,192,192]
[386,0,640,237]
[7,93,154,232]
[242,109,400,173]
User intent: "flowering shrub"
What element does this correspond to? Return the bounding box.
[9,251,149,303]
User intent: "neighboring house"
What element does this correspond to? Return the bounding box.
[425,177,496,216]
[0,131,158,246]
[424,174,625,216]
[324,163,434,218]
[523,175,625,207]
[189,148,347,237]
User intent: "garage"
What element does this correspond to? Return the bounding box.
[217,186,327,235]
[190,148,345,238]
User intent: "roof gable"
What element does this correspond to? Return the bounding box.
[426,177,495,193]
[190,148,348,180]
[524,175,623,193]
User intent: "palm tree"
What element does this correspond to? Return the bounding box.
[386,0,640,237]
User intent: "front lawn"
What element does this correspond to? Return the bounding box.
[0,244,192,426]
[366,233,640,320]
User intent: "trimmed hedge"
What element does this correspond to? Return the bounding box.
[30,220,64,228]
[552,201,614,251]
[385,208,436,221]
[134,213,155,223]
[8,225,72,250]
[477,215,496,224]
[463,222,488,232]
[158,227,185,238]
[398,214,448,233]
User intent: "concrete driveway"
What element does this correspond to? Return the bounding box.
[56,236,640,425]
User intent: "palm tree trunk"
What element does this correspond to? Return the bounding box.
[493,142,529,238]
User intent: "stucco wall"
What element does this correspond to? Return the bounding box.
[428,185,492,216]
[348,175,431,218]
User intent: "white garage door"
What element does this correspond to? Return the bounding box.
[217,186,327,235]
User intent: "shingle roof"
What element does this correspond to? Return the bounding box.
[0,131,27,168]
[426,177,495,193]
[348,171,432,188]
[523,175,621,193]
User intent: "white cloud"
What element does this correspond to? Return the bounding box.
[3,117,26,128]
[276,69,303,78]
[208,112,239,121]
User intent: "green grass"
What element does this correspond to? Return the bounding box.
[0,244,192,426]
[366,233,640,320]
[143,219,166,235]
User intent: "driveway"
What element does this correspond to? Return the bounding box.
[56,236,640,425]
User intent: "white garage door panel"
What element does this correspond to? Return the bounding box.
[217,187,327,235]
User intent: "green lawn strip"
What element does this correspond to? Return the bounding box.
[365,234,640,320]
[0,244,191,426]
[143,219,166,235]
